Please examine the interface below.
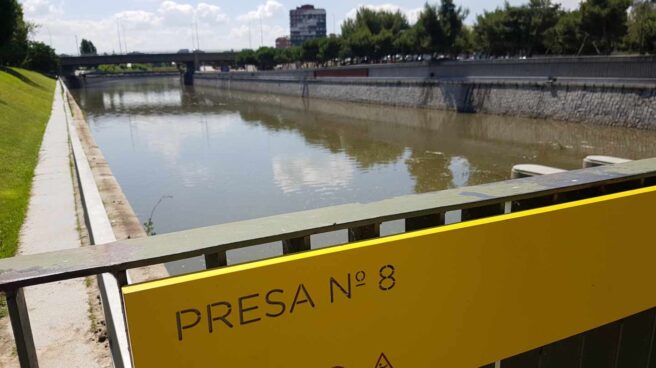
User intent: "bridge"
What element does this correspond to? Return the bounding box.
[60,51,237,86]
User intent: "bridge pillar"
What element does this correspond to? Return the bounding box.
[61,66,82,88]
[182,61,195,86]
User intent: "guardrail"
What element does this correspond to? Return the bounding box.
[3,151,656,367]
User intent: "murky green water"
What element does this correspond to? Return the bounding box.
[71,77,656,273]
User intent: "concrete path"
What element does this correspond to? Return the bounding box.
[2,82,108,367]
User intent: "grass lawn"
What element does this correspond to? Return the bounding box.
[0,67,56,259]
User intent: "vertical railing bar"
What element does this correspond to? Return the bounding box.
[645,308,656,368]
[282,236,311,254]
[348,223,380,242]
[613,320,624,368]
[405,213,444,232]
[113,270,129,288]
[205,251,228,269]
[6,288,39,368]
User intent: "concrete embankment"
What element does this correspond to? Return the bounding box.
[195,56,656,129]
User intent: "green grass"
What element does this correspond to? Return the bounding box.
[0,67,56,259]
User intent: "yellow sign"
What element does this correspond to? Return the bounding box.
[123,186,656,368]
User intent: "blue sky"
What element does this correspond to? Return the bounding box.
[20,0,580,54]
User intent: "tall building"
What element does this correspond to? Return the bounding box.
[290,5,326,46]
[276,36,291,49]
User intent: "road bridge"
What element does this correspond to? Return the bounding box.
[60,51,237,86]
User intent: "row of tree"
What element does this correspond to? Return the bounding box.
[237,0,656,70]
[0,0,59,73]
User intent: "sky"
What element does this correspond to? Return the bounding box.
[20,0,581,55]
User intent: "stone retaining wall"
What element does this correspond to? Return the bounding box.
[196,74,656,129]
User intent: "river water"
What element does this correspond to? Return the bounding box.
[71,77,656,274]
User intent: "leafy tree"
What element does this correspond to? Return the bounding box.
[345,28,375,58]
[0,4,31,66]
[236,49,257,66]
[544,10,589,54]
[79,39,97,56]
[438,0,469,54]
[416,3,445,53]
[393,27,420,54]
[525,0,562,54]
[255,47,276,70]
[0,0,21,47]
[625,0,656,54]
[473,8,511,55]
[579,0,632,54]
[473,1,561,56]
[284,47,302,64]
[318,36,342,64]
[341,7,410,59]
[454,25,475,54]
[23,41,59,73]
[301,38,321,63]
[341,8,409,39]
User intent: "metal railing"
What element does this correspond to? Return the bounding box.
[1,156,656,367]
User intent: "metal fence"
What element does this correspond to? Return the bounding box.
[1,156,655,367]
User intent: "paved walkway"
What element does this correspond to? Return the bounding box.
[4,82,106,367]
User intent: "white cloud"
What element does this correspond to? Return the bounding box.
[24,0,236,54]
[229,24,286,49]
[196,3,229,23]
[237,0,284,22]
[22,0,63,18]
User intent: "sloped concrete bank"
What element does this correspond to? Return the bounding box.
[196,74,656,129]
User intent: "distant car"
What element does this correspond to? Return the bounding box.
[193,49,205,53]
[177,49,190,54]
[127,51,145,55]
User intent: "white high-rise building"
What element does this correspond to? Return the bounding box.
[290,5,327,46]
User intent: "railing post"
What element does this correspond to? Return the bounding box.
[6,288,39,368]
[348,223,380,242]
[282,236,311,254]
[461,203,505,221]
[405,213,444,231]
[205,252,228,269]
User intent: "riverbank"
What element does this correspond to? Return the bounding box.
[0,68,55,259]
[196,73,656,129]
[0,80,110,367]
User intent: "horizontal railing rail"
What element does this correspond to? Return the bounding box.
[1,158,655,292]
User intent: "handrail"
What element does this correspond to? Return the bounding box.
[0,158,655,292]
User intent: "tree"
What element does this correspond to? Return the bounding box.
[79,39,97,56]
[454,25,475,55]
[0,0,21,47]
[24,41,59,73]
[473,1,561,56]
[525,0,562,55]
[438,0,469,55]
[473,8,512,55]
[318,36,342,65]
[301,38,321,63]
[580,0,632,54]
[544,10,589,54]
[0,2,31,66]
[236,49,257,66]
[341,7,410,59]
[416,3,445,54]
[625,0,656,54]
[255,47,276,70]
[393,27,420,54]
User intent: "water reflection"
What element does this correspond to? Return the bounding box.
[272,154,355,194]
[71,77,656,274]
